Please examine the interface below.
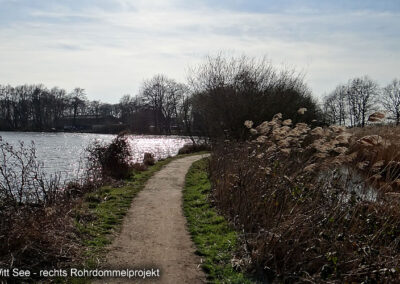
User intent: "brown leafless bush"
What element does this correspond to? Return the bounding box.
[178,143,211,155]
[0,202,80,270]
[132,162,148,172]
[0,138,63,208]
[143,152,155,166]
[85,134,134,180]
[210,113,400,282]
[0,138,80,270]
[0,134,138,271]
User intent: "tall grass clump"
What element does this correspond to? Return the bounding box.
[348,124,400,191]
[210,111,400,282]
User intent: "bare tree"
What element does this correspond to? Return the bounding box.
[0,140,61,207]
[346,76,379,127]
[323,94,339,125]
[179,94,194,138]
[51,87,68,125]
[99,103,115,117]
[188,54,319,138]
[87,100,101,117]
[381,79,400,125]
[140,75,168,132]
[31,85,47,130]
[139,75,187,134]
[323,85,347,125]
[118,94,139,124]
[68,88,87,126]
[162,81,187,134]
[0,84,127,132]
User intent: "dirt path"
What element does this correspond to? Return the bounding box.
[93,154,208,284]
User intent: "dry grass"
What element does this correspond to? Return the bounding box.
[143,152,156,166]
[349,124,400,192]
[0,135,151,273]
[0,202,81,269]
[178,143,211,155]
[210,115,400,282]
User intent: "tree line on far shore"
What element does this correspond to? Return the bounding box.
[322,77,400,126]
[0,81,192,134]
[1,54,398,136]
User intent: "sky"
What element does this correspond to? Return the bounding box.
[0,0,399,103]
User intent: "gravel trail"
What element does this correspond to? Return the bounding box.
[93,154,208,283]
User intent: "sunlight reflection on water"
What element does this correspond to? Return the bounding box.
[0,132,193,181]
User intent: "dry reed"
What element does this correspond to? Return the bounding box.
[210,113,400,282]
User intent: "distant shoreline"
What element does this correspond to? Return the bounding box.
[0,129,194,137]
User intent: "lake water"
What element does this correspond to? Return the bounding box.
[0,132,193,181]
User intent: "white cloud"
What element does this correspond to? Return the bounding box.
[0,0,399,102]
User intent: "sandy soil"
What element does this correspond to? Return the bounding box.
[92,154,208,284]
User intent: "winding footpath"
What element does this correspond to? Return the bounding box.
[93,154,209,284]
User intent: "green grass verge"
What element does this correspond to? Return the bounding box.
[183,158,254,283]
[71,152,209,280]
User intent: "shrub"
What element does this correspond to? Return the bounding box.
[143,152,155,166]
[0,133,142,272]
[178,143,211,155]
[0,138,79,271]
[86,134,133,180]
[0,139,62,207]
[189,55,321,139]
[132,162,148,172]
[1,203,79,270]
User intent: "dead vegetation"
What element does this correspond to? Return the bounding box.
[210,112,400,282]
[85,134,135,180]
[0,138,81,270]
[178,143,211,155]
[0,134,151,272]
